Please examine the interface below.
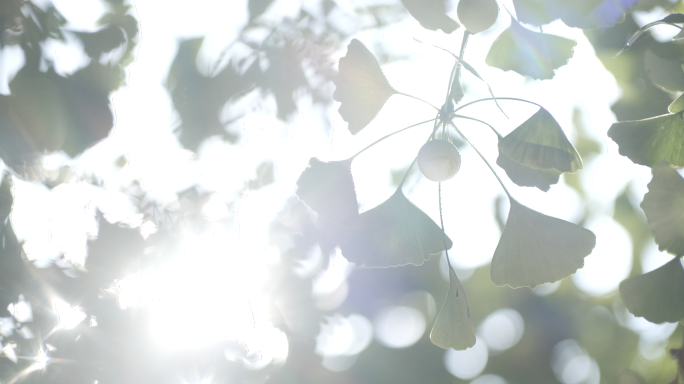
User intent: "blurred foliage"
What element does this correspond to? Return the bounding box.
[0,0,683,384]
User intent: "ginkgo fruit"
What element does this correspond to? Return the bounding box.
[417,139,461,182]
[457,0,499,34]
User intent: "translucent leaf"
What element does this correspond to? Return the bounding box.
[335,190,452,267]
[496,149,561,191]
[333,39,396,135]
[608,113,684,167]
[430,266,476,350]
[619,257,684,323]
[670,93,684,114]
[401,0,460,33]
[498,108,582,174]
[616,13,684,56]
[296,158,359,225]
[513,0,638,29]
[644,49,684,93]
[485,20,576,80]
[641,163,684,256]
[491,199,596,288]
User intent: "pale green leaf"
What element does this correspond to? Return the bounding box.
[641,163,684,256]
[333,39,396,135]
[670,93,684,114]
[296,157,359,225]
[430,266,476,350]
[334,190,452,267]
[608,114,684,167]
[619,257,684,323]
[490,199,596,288]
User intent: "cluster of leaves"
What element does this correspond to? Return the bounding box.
[293,0,645,351]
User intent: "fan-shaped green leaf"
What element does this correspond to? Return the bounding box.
[491,199,596,288]
[485,20,576,80]
[401,0,459,33]
[335,189,452,267]
[670,94,684,114]
[499,108,582,174]
[430,265,476,350]
[619,257,684,323]
[513,0,638,29]
[608,113,684,167]
[496,149,561,192]
[641,163,684,256]
[296,158,359,225]
[333,39,396,135]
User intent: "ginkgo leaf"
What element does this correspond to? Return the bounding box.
[608,113,684,167]
[296,158,359,225]
[670,93,684,114]
[335,189,452,267]
[333,39,397,135]
[513,0,638,29]
[498,108,582,174]
[485,20,576,80]
[619,257,684,323]
[430,265,476,350]
[496,149,561,191]
[616,13,684,56]
[401,0,460,33]
[490,199,596,288]
[641,163,684,257]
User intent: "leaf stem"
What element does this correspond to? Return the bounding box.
[449,121,512,198]
[454,97,542,115]
[438,182,455,271]
[453,114,502,138]
[352,118,437,158]
[396,92,440,111]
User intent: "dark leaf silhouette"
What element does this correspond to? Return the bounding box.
[491,199,596,288]
[248,0,276,21]
[259,41,309,119]
[430,266,476,350]
[296,158,359,225]
[333,39,396,135]
[619,257,684,323]
[608,113,684,167]
[0,61,116,168]
[641,163,684,257]
[485,20,576,80]
[74,25,126,59]
[167,37,258,151]
[334,189,452,267]
[497,108,581,191]
[401,0,459,33]
[85,212,145,286]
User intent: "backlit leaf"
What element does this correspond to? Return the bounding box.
[670,93,684,114]
[641,163,684,257]
[608,113,684,167]
[333,39,396,135]
[496,149,561,191]
[401,0,459,33]
[296,158,359,225]
[616,13,684,56]
[430,266,476,350]
[491,199,596,288]
[619,257,684,323]
[335,189,452,267]
[499,108,582,173]
[485,20,576,80]
[513,0,638,29]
